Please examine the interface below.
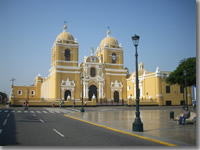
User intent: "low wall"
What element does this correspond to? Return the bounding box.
[127,99,159,106]
[11,99,97,107]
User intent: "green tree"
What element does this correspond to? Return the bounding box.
[0,91,8,104]
[166,57,196,86]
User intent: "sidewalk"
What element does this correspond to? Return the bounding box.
[65,106,196,146]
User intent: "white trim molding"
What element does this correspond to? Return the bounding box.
[106,73,126,76]
[105,68,127,73]
[49,65,80,72]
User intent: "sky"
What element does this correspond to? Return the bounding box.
[0,0,196,95]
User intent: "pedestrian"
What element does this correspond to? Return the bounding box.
[24,100,28,110]
[73,100,75,108]
[131,101,134,107]
[23,101,26,109]
[85,101,87,106]
[52,101,55,107]
[179,107,190,125]
[59,101,62,108]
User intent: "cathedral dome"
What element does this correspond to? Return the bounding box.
[56,24,75,43]
[100,28,119,48]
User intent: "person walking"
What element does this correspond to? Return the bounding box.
[24,100,28,110]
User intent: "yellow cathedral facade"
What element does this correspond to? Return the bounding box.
[9,24,193,106]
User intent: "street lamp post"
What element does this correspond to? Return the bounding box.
[183,70,188,109]
[80,72,85,112]
[132,34,143,132]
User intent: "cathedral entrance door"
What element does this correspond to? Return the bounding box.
[114,91,119,103]
[64,90,71,101]
[88,85,97,101]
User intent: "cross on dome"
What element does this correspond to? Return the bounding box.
[63,21,67,32]
[107,26,111,36]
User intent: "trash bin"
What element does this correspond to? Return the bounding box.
[170,111,174,120]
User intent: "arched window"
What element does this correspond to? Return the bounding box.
[112,53,117,63]
[65,50,70,61]
[90,67,96,77]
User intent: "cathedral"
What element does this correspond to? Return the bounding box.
[9,24,193,106]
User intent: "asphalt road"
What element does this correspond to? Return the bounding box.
[0,107,165,146]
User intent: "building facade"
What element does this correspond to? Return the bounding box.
[9,24,193,106]
[126,63,193,106]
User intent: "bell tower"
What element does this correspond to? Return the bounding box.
[48,23,81,100]
[51,23,79,68]
[96,28,123,69]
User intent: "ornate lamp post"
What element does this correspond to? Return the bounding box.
[80,72,85,112]
[132,34,143,132]
[183,70,188,109]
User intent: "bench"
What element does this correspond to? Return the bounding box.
[175,111,196,124]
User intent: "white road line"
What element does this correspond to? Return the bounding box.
[24,111,28,113]
[11,110,15,113]
[17,111,21,113]
[36,111,41,113]
[49,111,55,113]
[30,111,35,113]
[39,119,44,123]
[53,129,65,137]
[7,113,10,118]
[4,110,8,113]
[3,119,7,126]
[43,111,48,113]
[55,111,60,113]
[33,114,36,117]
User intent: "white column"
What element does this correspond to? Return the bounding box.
[83,81,86,98]
[140,83,143,97]
[99,83,103,98]
[85,83,88,98]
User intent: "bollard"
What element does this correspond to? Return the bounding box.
[170,111,174,120]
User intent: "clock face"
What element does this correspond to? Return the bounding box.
[112,55,116,60]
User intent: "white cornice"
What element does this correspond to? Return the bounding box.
[106,73,126,76]
[49,65,81,72]
[105,68,127,73]
[56,60,79,63]
[104,63,123,66]
[56,43,79,47]
[49,70,80,77]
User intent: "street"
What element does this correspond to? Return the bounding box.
[0,107,165,146]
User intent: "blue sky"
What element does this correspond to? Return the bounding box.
[0,0,196,95]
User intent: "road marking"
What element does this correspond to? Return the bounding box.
[55,111,60,113]
[49,111,55,113]
[39,119,44,123]
[17,111,21,113]
[30,111,35,113]
[53,129,65,137]
[4,110,8,113]
[3,119,7,126]
[43,111,48,113]
[7,113,10,118]
[33,114,36,117]
[11,110,15,113]
[24,111,28,113]
[64,114,176,146]
[36,111,41,113]
[0,129,2,135]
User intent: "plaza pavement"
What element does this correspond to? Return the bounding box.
[60,106,197,146]
[0,104,197,146]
